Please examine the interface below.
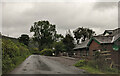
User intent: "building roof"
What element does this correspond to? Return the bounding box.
[103,30,114,35]
[95,28,120,42]
[74,36,114,50]
[94,36,113,44]
[74,28,120,50]
[73,39,89,50]
[112,33,120,43]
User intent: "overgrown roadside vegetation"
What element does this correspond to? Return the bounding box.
[2,38,31,74]
[74,60,120,74]
[40,49,53,56]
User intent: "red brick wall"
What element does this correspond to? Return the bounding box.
[89,40,119,65]
[89,40,101,59]
[102,44,119,65]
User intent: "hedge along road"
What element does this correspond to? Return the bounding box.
[10,55,85,74]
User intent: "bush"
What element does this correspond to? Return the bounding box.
[40,49,53,56]
[2,39,30,74]
[74,60,87,67]
[106,68,119,73]
[74,56,120,74]
[33,48,40,54]
[87,60,99,69]
[29,47,40,54]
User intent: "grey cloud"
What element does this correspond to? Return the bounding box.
[2,2,118,38]
[93,2,117,10]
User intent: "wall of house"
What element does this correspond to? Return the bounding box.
[88,40,101,59]
[74,49,88,58]
[74,50,80,58]
[89,40,120,66]
[113,38,120,66]
[102,44,119,65]
[118,49,120,67]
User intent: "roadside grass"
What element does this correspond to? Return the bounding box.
[79,66,104,74]
[74,60,120,74]
[80,66,120,74]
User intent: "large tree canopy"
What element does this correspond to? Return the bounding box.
[73,27,95,44]
[30,20,57,50]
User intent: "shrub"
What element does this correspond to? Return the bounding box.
[106,68,119,73]
[40,49,53,56]
[74,59,120,74]
[74,60,87,67]
[87,60,98,69]
[32,48,40,54]
[2,39,30,74]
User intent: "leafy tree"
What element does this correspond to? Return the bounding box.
[30,20,56,50]
[53,41,65,56]
[55,34,64,42]
[62,31,75,56]
[18,34,29,46]
[73,27,95,44]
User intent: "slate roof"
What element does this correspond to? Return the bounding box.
[74,28,120,50]
[93,36,113,43]
[95,28,120,43]
[112,33,120,43]
[103,28,120,36]
[103,30,114,34]
[73,39,89,50]
[110,28,120,36]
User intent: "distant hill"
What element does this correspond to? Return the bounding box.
[1,35,18,43]
[1,34,39,53]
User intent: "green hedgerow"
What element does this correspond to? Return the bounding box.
[2,39,30,74]
[40,49,53,56]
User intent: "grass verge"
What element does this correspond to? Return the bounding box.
[74,60,120,74]
[79,66,104,74]
[7,54,31,74]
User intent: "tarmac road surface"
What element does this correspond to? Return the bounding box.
[10,55,86,74]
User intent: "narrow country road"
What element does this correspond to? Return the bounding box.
[10,55,86,74]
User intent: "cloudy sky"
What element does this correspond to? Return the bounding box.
[2,1,118,38]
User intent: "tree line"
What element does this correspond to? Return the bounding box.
[18,20,95,56]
